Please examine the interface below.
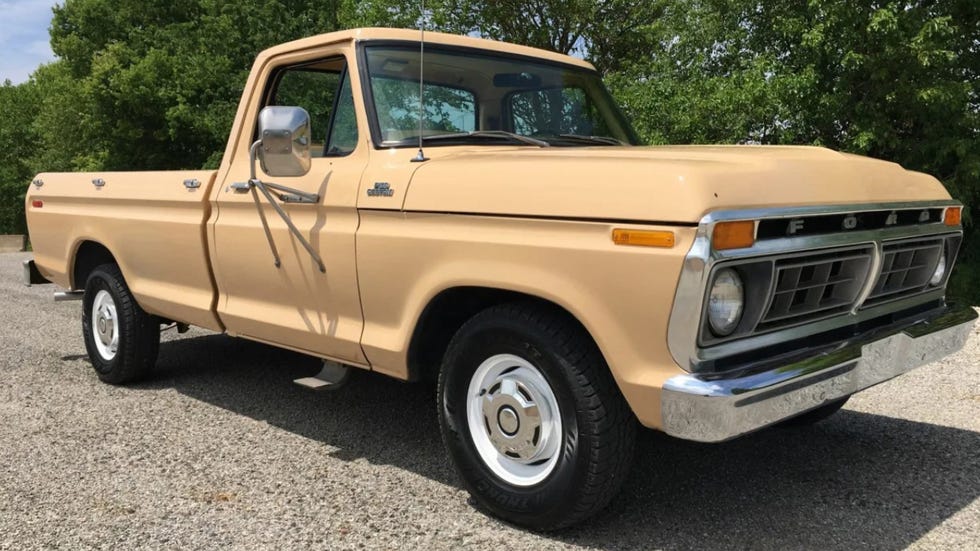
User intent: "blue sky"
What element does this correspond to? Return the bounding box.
[0,0,59,84]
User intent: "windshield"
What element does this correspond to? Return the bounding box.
[362,44,638,147]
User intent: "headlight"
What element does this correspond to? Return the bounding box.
[930,251,947,286]
[707,268,744,337]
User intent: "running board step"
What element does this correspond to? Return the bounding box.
[293,361,351,391]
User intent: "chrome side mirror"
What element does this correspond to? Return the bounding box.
[256,106,312,177]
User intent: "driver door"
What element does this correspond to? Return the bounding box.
[209,53,368,365]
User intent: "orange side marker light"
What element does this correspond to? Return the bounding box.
[712,221,755,250]
[945,206,962,226]
[612,229,675,248]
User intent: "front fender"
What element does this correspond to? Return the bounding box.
[355,210,696,429]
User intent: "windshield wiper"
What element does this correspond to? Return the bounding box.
[556,134,625,145]
[404,130,550,147]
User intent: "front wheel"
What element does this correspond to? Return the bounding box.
[438,303,635,531]
[82,263,160,384]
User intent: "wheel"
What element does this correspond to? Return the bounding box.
[81,263,160,384]
[779,396,850,427]
[438,303,635,531]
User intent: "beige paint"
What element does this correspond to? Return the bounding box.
[207,43,370,366]
[404,146,951,222]
[24,29,956,430]
[25,170,222,331]
[355,210,696,427]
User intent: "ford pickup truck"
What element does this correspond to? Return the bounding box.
[23,28,977,530]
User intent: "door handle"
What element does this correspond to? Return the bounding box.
[183,178,201,189]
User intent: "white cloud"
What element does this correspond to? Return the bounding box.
[0,0,60,84]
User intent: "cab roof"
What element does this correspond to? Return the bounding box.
[256,27,596,71]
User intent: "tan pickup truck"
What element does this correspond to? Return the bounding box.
[23,28,977,530]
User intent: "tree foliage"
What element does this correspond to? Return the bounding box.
[0,80,39,234]
[0,0,977,301]
[37,0,346,172]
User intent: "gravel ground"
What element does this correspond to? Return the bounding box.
[1,251,978,550]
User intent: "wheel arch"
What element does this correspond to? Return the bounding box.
[71,240,118,290]
[406,285,600,383]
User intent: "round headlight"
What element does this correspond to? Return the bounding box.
[707,268,744,337]
[930,252,947,286]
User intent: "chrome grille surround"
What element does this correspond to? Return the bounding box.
[668,201,963,373]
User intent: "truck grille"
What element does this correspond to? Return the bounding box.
[757,247,873,331]
[863,237,944,306]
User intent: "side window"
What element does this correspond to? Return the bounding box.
[371,77,476,142]
[508,87,610,137]
[266,58,358,157]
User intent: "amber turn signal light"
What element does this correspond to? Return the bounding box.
[612,229,675,248]
[712,221,755,250]
[944,206,962,226]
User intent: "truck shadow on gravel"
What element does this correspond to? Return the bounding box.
[147,333,979,550]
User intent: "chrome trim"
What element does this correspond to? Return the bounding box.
[54,291,84,302]
[851,241,883,314]
[667,201,962,372]
[661,303,976,442]
[697,287,946,362]
[696,200,960,224]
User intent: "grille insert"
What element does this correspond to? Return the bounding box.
[758,248,873,330]
[864,238,944,306]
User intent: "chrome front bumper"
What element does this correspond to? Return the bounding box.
[661,303,977,442]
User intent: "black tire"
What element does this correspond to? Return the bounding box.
[82,263,160,384]
[779,396,850,427]
[438,302,635,531]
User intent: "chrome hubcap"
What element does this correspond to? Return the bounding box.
[92,290,119,360]
[466,354,562,486]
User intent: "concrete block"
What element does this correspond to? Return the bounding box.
[0,235,25,253]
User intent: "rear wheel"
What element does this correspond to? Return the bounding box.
[438,303,635,531]
[82,263,160,384]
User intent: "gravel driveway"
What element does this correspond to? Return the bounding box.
[1,251,978,550]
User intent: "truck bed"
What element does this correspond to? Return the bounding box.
[26,170,222,331]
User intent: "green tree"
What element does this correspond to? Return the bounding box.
[36,0,346,172]
[0,80,40,234]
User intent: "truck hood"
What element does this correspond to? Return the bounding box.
[403,145,952,223]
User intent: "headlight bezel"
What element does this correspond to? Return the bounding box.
[698,260,775,346]
[706,268,745,337]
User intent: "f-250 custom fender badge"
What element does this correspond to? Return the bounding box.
[367,182,394,197]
